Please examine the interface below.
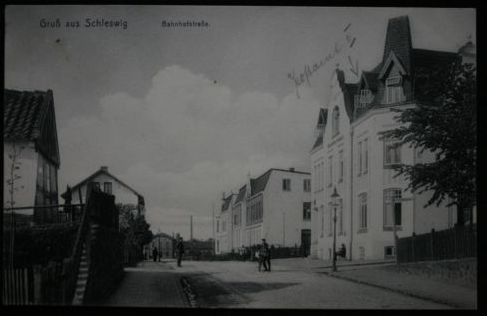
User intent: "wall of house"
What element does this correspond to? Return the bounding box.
[3,142,38,209]
[231,202,244,250]
[350,107,453,260]
[310,145,325,259]
[262,171,311,248]
[314,71,353,261]
[69,173,140,207]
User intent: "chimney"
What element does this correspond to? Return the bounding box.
[289,167,295,172]
[101,166,108,172]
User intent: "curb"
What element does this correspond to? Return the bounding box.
[313,260,396,269]
[322,271,472,309]
[180,276,198,308]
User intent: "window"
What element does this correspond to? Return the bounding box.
[359,193,367,230]
[222,220,226,232]
[384,189,402,228]
[339,151,344,182]
[320,161,324,190]
[303,202,311,221]
[360,89,372,106]
[385,75,405,104]
[104,182,112,194]
[282,179,291,191]
[320,206,325,237]
[328,156,333,187]
[359,247,365,260]
[93,182,101,191]
[246,196,263,225]
[364,138,369,173]
[358,141,362,176]
[384,139,401,166]
[233,205,241,226]
[384,246,396,258]
[217,220,219,233]
[332,106,340,136]
[303,179,311,192]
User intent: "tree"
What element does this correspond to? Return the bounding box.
[385,59,476,226]
[117,204,153,262]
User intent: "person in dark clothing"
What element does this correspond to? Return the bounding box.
[261,239,271,272]
[152,247,158,262]
[176,237,185,267]
[337,243,346,258]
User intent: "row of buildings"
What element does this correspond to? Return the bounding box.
[215,16,476,260]
[215,168,312,254]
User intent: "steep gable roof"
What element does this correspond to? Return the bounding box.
[312,108,328,150]
[382,16,412,75]
[4,89,60,166]
[221,194,234,211]
[335,69,357,121]
[361,72,379,91]
[61,166,144,200]
[250,169,272,196]
[379,51,408,79]
[235,185,247,204]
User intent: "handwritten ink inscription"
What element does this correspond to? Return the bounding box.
[287,23,359,98]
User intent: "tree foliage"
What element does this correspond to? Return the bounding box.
[117,204,153,247]
[385,59,476,225]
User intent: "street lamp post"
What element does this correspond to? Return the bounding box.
[331,187,340,272]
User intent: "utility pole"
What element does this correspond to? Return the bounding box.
[212,203,215,254]
[190,215,193,241]
[282,212,286,246]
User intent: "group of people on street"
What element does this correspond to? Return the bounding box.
[255,238,271,272]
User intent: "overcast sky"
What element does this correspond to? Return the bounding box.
[5,6,475,239]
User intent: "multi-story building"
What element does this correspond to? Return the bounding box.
[310,16,475,261]
[216,168,312,254]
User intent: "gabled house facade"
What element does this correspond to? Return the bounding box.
[4,89,61,224]
[215,192,235,254]
[217,168,312,254]
[310,16,474,261]
[61,166,145,216]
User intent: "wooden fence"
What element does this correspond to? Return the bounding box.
[397,224,477,263]
[3,267,33,305]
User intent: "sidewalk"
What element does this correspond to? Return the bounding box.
[272,257,477,309]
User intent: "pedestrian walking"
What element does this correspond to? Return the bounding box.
[152,247,158,262]
[255,245,264,272]
[176,237,185,267]
[261,239,271,272]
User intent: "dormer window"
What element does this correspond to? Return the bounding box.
[385,75,405,104]
[359,89,373,107]
[332,106,340,137]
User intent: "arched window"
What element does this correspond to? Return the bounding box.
[332,106,340,136]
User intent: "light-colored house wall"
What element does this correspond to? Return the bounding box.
[3,142,38,209]
[261,171,311,248]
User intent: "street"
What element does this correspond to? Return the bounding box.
[99,259,452,309]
